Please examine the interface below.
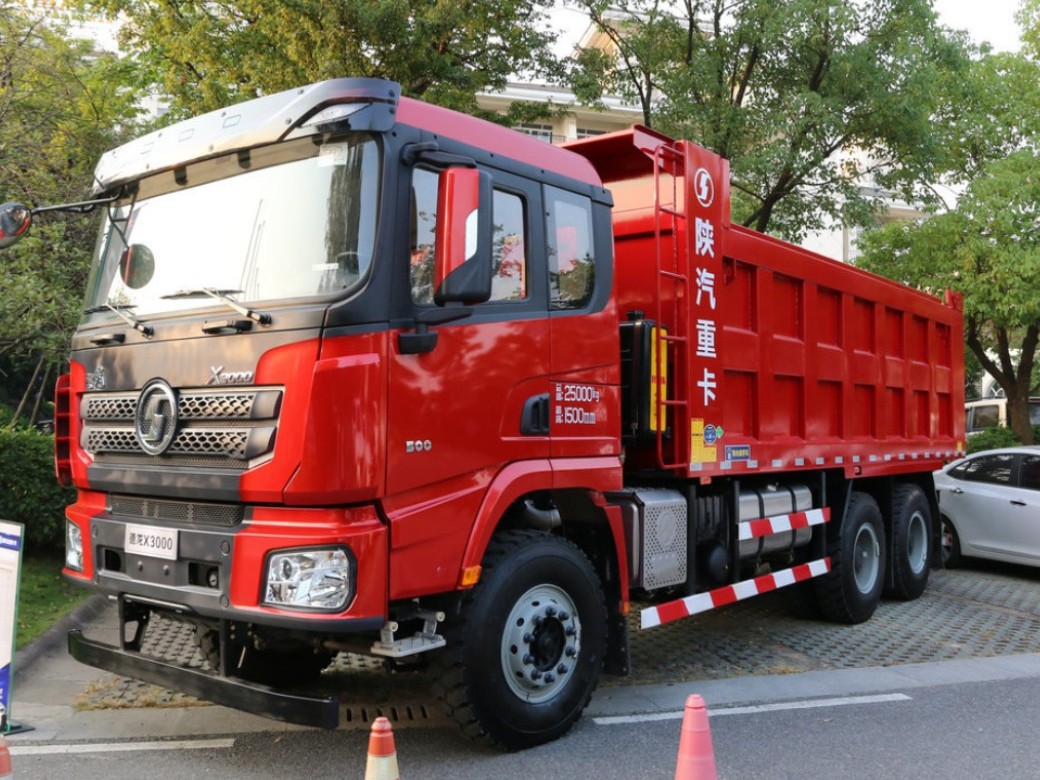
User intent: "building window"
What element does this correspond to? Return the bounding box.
[515,123,555,143]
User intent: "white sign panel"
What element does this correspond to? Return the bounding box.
[0,520,24,732]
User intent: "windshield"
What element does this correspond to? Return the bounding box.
[83,133,381,322]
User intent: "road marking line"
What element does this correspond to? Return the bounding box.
[9,738,236,756]
[593,693,912,726]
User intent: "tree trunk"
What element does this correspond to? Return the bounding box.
[1006,385,1035,445]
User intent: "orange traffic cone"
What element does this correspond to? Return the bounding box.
[364,716,400,780]
[0,734,11,779]
[674,694,717,780]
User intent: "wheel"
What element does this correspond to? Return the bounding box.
[884,484,932,600]
[940,515,961,568]
[814,491,886,624]
[194,626,331,685]
[433,529,607,750]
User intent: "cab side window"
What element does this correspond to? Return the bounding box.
[409,168,528,305]
[546,186,595,310]
[408,168,438,304]
[490,190,527,302]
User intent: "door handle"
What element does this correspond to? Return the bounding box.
[1011,500,1027,507]
[950,487,964,494]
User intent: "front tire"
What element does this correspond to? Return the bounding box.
[434,529,607,750]
[814,491,886,624]
[885,484,932,601]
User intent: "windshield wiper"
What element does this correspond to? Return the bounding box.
[161,288,272,325]
[83,301,154,337]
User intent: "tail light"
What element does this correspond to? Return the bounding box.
[54,373,73,485]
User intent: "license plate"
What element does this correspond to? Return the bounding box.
[124,523,178,561]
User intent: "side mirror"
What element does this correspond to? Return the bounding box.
[433,168,492,305]
[0,203,32,249]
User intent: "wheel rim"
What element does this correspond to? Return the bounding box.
[501,584,581,703]
[853,522,881,594]
[906,509,929,575]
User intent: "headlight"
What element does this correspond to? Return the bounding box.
[66,520,83,572]
[263,547,354,611]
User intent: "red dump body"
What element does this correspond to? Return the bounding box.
[566,126,965,480]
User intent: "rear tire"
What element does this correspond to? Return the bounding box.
[814,491,886,624]
[433,529,607,751]
[885,484,932,601]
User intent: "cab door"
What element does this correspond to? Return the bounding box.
[386,166,549,498]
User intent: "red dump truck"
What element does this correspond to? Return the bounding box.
[0,78,965,749]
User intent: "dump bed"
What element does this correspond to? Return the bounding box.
[564,127,965,480]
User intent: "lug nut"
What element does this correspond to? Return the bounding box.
[565,646,577,658]
[558,611,569,621]
[523,632,534,643]
[531,670,542,680]
[523,654,534,665]
[557,664,568,674]
[544,673,556,683]
[565,626,577,636]
[545,606,557,617]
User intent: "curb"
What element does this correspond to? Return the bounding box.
[13,594,109,674]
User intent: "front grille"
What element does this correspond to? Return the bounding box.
[81,386,282,463]
[85,426,274,460]
[110,495,244,526]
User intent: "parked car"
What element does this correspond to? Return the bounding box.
[934,446,1040,568]
[965,397,1040,436]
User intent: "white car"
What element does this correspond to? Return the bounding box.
[934,446,1040,567]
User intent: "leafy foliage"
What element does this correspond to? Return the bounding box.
[0,427,74,552]
[0,7,142,376]
[568,0,971,242]
[858,52,1040,445]
[967,426,1020,454]
[82,0,563,122]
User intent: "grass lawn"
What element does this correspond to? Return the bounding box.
[16,554,91,650]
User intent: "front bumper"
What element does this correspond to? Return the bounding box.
[68,627,341,729]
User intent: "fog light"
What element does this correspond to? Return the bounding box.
[66,520,83,572]
[263,548,353,611]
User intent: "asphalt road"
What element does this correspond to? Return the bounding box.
[9,559,1040,778]
[11,672,1040,779]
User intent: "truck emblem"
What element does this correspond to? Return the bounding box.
[86,366,107,391]
[694,167,715,208]
[209,366,255,385]
[134,379,178,456]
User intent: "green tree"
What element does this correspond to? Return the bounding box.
[858,148,1040,445]
[569,0,970,242]
[0,6,141,400]
[83,0,562,121]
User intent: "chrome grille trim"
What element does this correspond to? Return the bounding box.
[80,386,282,462]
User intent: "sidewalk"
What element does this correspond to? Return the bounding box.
[10,591,1040,745]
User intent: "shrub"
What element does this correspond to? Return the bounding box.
[967,425,1020,454]
[0,427,74,553]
